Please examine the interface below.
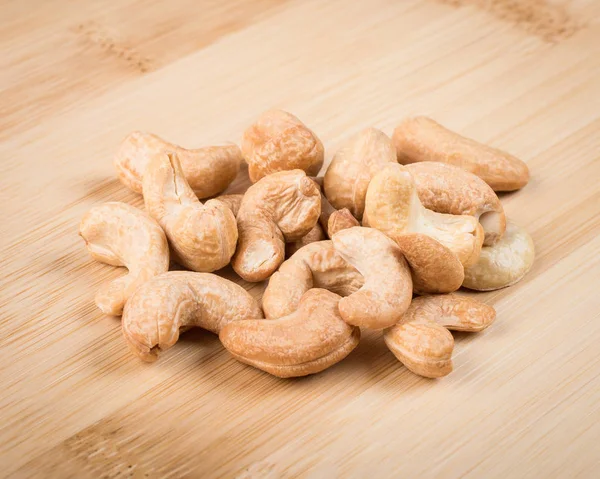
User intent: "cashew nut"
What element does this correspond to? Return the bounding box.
[114,131,242,198]
[332,227,413,329]
[384,294,496,378]
[262,241,364,320]
[406,162,506,245]
[212,194,243,217]
[232,169,321,282]
[242,109,324,183]
[364,163,484,267]
[285,222,327,257]
[220,289,360,378]
[463,221,535,291]
[79,202,169,316]
[323,128,397,220]
[393,117,529,191]
[122,271,263,362]
[143,152,238,272]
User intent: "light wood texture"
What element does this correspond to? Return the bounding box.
[2,0,600,477]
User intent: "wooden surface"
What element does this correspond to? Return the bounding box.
[2,0,600,477]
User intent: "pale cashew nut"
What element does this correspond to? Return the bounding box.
[463,221,535,291]
[143,152,238,272]
[242,109,324,183]
[406,162,506,245]
[364,163,484,267]
[232,169,321,282]
[393,117,529,191]
[220,289,360,378]
[332,227,412,329]
[384,294,496,378]
[324,128,397,220]
[122,271,263,362]
[79,202,169,316]
[114,131,242,198]
[262,241,364,319]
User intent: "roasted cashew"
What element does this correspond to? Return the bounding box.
[220,289,360,378]
[232,169,321,282]
[143,152,238,272]
[122,271,263,362]
[384,294,496,378]
[364,163,484,267]
[79,202,169,315]
[393,116,529,191]
[114,131,242,198]
[463,221,535,291]
[332,227,412,329]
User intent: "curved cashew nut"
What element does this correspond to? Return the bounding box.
[391,233,464,294]
[143,152,238,272]
[262,241,364,319]
[114,131,242,198]
[242,109,324,183]
[406,162,506,245]
[332,227,413,329]
[220,289,360,378]
[364,163,484,267]
[323,128,397,220]
[79,202,169,316]
[232,169,321,282]
[393,117,529,191]
[122,271,263,362]
[463,221,535,291]
[384,294,496,378]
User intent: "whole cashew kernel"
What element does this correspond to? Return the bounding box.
[463,221,535,291]
[393,117,529,191]
[114,131,242,198]
[332,227,413,329]
[364,163,484,267]
[406,162,506,245]
[324,128,397,220]
[122,271,263,362]
[262,241,364,319]
[79,202,169,316]
[242,109,324,183]
[232,169,321,282]
[384,294,496,378]
[143,152,238,272]
[220,289,360,378]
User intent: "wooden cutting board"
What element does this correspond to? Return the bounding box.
[2,0,599,477]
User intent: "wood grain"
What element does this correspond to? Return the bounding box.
[1,0,599,477]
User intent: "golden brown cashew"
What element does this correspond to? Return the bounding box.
[114,131,242,198]
[262,241,364,320]
[232,169,321,282]
[393,117,529,191]
[143,152,238,272]
[332,227,412,329]
[364,163,484,267]
[79,202,169,316]
[406,162,506,245]
[242,109,324,183]
[220,289,360,378]
[122,271,263,362]
[324,128,397,220]
[463,221,535,291]
[384,294,496,378]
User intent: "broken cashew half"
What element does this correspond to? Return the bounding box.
[143,152,238,272]
[122,271,263,362]
[463,221,535,291]
[79,202,169,316]
[364,163,484,267]
[114,131,242,199]
[220,289,360,378]
[384,294,496,378]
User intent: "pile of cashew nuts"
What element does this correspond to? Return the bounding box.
[79,110,535,379]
